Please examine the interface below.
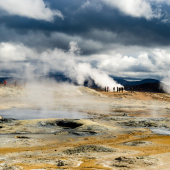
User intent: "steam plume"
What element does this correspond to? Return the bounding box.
[40,41,123,89]
[0,41,123,89]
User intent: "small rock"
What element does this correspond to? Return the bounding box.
[123,113,128,116]
[57,160,65,166]
[137,156,144,159]
[15,136,30,139]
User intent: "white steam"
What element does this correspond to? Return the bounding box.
[65,60,122,89]
[160,73,170,93]
[0,41,123,89]
[41,41,123,89]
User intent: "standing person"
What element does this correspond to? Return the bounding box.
[4,80,7,86]
[113,87,115,92]
[117,87,118,92]
[14,81,17,87]
[107,86,109,92]
[119,87,120,92]
[131,87,133,93]
[105,86,106,92]
[122,87,123,92]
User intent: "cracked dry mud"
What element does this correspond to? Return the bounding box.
[1,85,170,169]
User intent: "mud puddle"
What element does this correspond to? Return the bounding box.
[120,125,170,135]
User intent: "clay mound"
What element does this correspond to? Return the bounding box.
[111,156,157,169]
[54,86,84,96]
[78,86,104,96]
[122,141,152,147]
[54,86,104,97]
[0,85,103,98]
[63,145,113,155]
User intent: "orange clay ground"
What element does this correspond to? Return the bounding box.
[0,86,170,169]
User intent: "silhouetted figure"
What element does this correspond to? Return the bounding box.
[105,86,106,92]
[131,87,133,93]
[119,88,120,92]
[107,86,109,92]
[113,87,115,92]
[4,80,7,87]
[14,81,17,87]
[117,87,118,92]
[122,87,123,92]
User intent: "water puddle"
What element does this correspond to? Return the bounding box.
[0,109,87,120]
[149,127,170,135]
[120,125,170,135]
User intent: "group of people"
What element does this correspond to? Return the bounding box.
[105,86,110,92]
[3,80,15,87]
[116,87,124,92]
[127,87,133,93]
[104,86,124,92]
[3,80,26,87]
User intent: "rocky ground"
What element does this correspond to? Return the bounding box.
[0,84,170,169]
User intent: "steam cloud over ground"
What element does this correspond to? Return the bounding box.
[0,41,122,89]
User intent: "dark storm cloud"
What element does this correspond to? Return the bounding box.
[1,0,170,55]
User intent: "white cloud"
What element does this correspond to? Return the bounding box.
[0,43,37,62]
[0,0,63,21]
[96,47,170,80]
[2,41,170,87]
[97,53,155,75]
[81,1,91,9]
[80,0,102,12]
[78,0,170,22]
[100,0,163,19]
[151,0,170,4]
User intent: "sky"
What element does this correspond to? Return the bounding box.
[1,0,170,84]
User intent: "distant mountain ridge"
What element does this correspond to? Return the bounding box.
[112,77,167,93]
[0,74,168,93]
[113,78,160,87]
